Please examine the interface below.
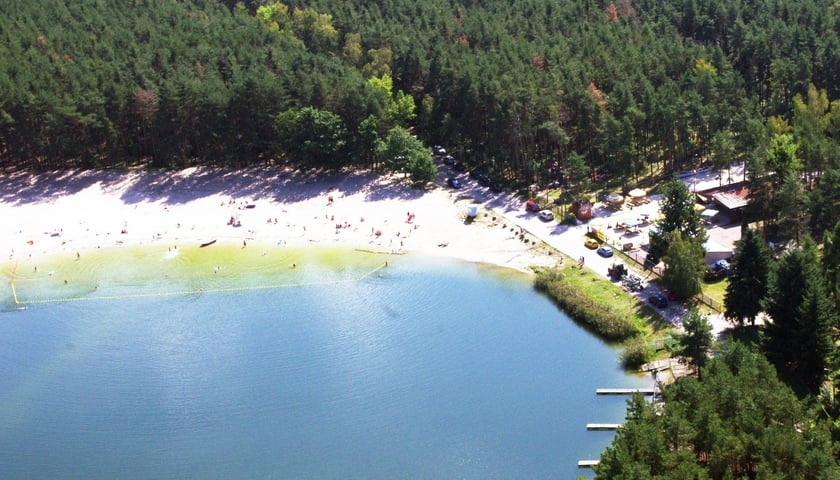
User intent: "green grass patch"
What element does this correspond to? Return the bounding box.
[701,276,728,304]
[535,262,674,342]
[534,261,678,369]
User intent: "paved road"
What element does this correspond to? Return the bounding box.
[437,160,747,334]
[436,165,715,330]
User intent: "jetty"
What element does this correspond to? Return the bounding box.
[586,423,623,430]
[596,387,655,395]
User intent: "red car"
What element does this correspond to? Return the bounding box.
[525,200,540,212]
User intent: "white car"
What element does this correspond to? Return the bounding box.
[538,210,554,221]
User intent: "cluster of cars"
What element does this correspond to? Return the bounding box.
[583,236,613,257]
[525,200,554,221]
[433,145,460,170]
[434,145,504,193]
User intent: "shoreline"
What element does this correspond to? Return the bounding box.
[0,167,560,279]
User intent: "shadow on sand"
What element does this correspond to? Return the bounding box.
[0,167,429,207]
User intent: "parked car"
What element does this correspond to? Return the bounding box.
[596,245,614,257]
[538,210,554,221]
[709,259,732,275]
[447,178,461,189]
[443,155,455,165]
[433,145,446,156]
[470,170,490,186]
[525,200,541,212]
[622,274,644,292]
[648,293,668,308]
[584,237,599,249]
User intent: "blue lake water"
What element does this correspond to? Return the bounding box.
[0,248,647,479]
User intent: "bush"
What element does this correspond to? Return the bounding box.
[620,339,650,369]
[534,269,638,341]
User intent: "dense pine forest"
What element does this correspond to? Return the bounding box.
[4,1,840,476]
[3,1,839,188]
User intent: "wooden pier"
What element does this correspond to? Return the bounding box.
[578,459,600,468]
[596,387,655,395]
[586,423,623,430]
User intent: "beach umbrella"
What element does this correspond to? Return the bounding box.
[628,188,646,198]
[606,193,623,204]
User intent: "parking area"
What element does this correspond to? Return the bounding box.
[432,153,745,331]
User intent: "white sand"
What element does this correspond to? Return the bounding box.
[0,167,559,274]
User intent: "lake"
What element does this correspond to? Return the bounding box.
[0,246,648,479]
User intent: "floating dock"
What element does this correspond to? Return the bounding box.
[578,460,600,468]
[596,388,655,395]
[586,423,623,430]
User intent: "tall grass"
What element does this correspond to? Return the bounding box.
[534,268,639,342]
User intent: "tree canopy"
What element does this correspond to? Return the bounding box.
[3,0,840,204]
[596,344,840,479]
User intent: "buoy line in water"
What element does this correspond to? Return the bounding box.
[9,261,390,307]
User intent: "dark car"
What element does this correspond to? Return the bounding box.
[443,155,455,165]
[709,259,732,275]
[447,177,462,189]
[525,200,541,212]
[433,145,446,156]
[648,293,668,308]
[452,161,466,172]
[470,170,490,186]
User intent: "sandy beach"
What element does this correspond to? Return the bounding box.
[1,164,746,335]
[0,167,560,275]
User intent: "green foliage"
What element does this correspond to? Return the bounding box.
[275,107,348,169]
[724,228,772,326]
[649,179,706,263]
[766,133,802,188]
[773,170,811,243]
[823,221,840,304]
[534,269,638,341]
[374,126,434,184]
[673,308,713,377]
[764,239,836,393]
[661,230,705,301]
[620,338,650,369]
[3,0,840,195]
[367,74,416,128]
[595,344,840,479]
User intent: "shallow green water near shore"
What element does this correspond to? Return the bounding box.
[0,247,646,478]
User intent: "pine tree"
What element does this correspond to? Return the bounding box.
[648,179,706,263]
[763,239,834,392]
[724,228,772,326]
[674,308,714,378]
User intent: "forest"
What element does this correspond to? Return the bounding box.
[3,0,840,476]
